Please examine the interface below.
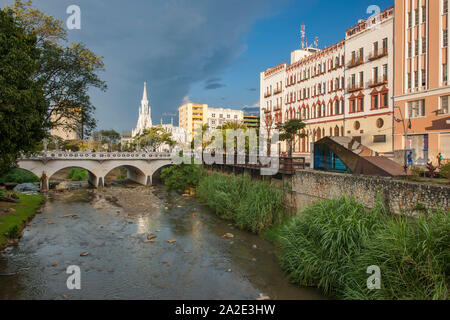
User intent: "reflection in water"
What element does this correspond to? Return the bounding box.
[0,186,325,300]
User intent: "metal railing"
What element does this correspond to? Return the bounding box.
[20,152,172,160]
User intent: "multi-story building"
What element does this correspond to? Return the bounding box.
[178,103,208,137]
[344,7,394,154]
[207,107,244,130]
[394,0,450,165]
[260,6,397,158]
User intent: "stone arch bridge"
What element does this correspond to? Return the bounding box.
[18,152,174,191]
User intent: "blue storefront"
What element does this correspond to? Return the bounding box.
[314,143,350,173]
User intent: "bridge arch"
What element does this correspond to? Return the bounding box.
[104,164,149,186]
[49,165,100,188]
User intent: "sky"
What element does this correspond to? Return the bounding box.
[1,0,393,133]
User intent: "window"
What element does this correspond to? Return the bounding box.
[350,99,356,113]
[359,71,364,87]
[212,114,216,118]
[408,73,412,89]
[407,100,425,118]
[415,40,419,56]
[444,29,448,47]
[415,8,419,25]
[440,96,449,114]
[422,37,427,54]
[382,93,388,107]
[354,121,361,130]
[373,135,387,143]
[383,64,388,79]
[422,6,426,23]
[414,71,419,88]
[358,97,364,112]
[408,42,412,58]
[382,38,388,51]
[444,0,449,14]
[373,94,379,109]
[421,69,426,87]
[444,64,448,82]
[408,11,412,28]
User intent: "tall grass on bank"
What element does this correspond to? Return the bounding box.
[279,196,449,300]
[196,173,285,234]
[279,196,386,295]
[342,209,449,300]
[161,164,206,193]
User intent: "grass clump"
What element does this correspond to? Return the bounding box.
[65,168,88,181]
[278,196,449,300]
[197,173,285,234]
[0,168,39,184]
[161,164,207,193]
[0,193,44,247]
[278,196,386,296]
[342,210,449,300]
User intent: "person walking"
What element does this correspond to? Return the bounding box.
[437,153,443,167]
[407,151,414,169]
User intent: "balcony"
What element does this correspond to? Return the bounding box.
[368,48,388,61]
[347,57,364,69]
[367,75,388,88]
[274,88,283,95]
[347,82,364,93]
[264,92,272,98]
[274,105,282,112]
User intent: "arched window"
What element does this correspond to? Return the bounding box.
[334,126,340,136]
[335,100,340,115]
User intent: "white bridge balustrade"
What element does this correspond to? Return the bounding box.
[17,152,174,191]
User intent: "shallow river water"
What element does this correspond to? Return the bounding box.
[0,185,324,300]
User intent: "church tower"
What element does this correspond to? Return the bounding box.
[132,82,153,137]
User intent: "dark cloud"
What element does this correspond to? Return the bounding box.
[0,0,278,132]
[204,83,226,90]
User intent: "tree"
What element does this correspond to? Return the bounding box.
[94,129,120,151]
[136,127,175,152]
[0,9,47,175]
[276,119,306,157]
[4,1,107,137]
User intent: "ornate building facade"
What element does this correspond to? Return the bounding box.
[132,82,153,137]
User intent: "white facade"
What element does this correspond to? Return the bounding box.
[155,123,187,152]
[207,107,244,130]
[344,8,394,153]
[132,82,153,137]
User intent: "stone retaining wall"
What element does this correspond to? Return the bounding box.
[289,170,450,214]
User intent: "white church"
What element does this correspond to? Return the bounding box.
[131,82,187,151]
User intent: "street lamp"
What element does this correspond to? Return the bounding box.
[393,105,410,174]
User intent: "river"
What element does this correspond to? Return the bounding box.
[0,184,324,300]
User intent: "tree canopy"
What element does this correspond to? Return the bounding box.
[135,127,176,152]
[4,0,107,137]
[0,9,47,175]
[277,119,306,157]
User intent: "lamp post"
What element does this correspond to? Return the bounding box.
[394,105,409,174]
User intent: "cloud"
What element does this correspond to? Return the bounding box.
[204,83,226,90]
[0,0,278,132]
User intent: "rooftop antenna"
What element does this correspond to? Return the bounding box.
[300,25,306,49]
[314,36,319,48]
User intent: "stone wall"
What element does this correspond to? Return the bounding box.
[289,170,450,214]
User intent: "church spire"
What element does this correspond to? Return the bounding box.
[142,82,148,102]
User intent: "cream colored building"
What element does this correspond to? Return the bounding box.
[344,7,395,155]
[178,103,208,138]
[207,107,244,130]
[49,108,82,141]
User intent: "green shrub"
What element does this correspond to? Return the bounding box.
[0,169,39,184]
[197,174,285,233]
[279,196,387,296]
[342,210,449,300]
[411,166,424,178]
[440,163,450,180]
[7,225,19,238]
[65,168,88,181]
[161,164,206,193]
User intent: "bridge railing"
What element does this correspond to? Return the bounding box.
[20,152,173,160]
